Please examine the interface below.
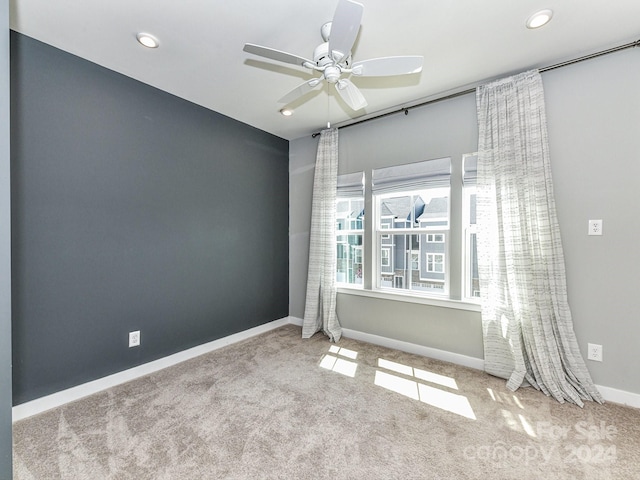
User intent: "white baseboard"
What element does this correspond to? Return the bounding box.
[288,316,483,370]
[14,316,638,421]
[342,327,485,371]
[595,384,640,409]
[288,316,303,327]
[12,317,292,422]
[287,317,640,408]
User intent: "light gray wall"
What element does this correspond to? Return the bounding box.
[290,93,484,360]
[543,48,640,395]
[0,1,11,477]
[290,47,640,395]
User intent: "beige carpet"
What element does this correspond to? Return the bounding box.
[13,324,640,479]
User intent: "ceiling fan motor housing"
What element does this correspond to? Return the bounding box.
[314,44,351,83]
[313,42,332,67]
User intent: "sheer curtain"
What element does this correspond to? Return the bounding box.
[302,128,342,342]
[476,70,603,406]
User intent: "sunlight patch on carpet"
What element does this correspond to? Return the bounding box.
[417,383,476,420]
[519,414,537,437]
[320,354,358,377]
[378,358,458,390]
[378,358,413,376]
[500,409,536,437]
[487,388,527,410]
[328,345,358,359]
[374,370,476,420]
[375,371,420,400]
[512,395,525,409]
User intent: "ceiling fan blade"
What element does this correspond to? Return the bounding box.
[243,43,313,68]
[351,56,424,77]
[328,0,364,63]
[335,79,367,111]
[278,78,324,104]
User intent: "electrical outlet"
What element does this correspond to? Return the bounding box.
[587,343,602,362]
[588,219,603,236]
[129,330,140,348]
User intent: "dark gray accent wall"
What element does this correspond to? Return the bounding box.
[1,2,12,478]
[11,32,289,405]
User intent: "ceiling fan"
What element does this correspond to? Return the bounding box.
[243,0,424,111]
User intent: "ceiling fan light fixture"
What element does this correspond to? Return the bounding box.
[526,9,553,29]
[136,32,159,48]
[280,108,294,117]
[242,0,422,112]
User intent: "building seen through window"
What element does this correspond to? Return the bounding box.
[377,191,449,295]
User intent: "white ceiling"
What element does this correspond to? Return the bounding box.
[9,0,640,141]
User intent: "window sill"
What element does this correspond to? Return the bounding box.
[336,286,482,312]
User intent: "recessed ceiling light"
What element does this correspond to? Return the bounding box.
[136,32,159,48]
[280,108,293,117]
[526,9,553,29]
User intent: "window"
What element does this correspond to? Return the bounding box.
[426,253,445,273]
[411,251,419,270]
[337,154,480,306]
[463,154,480,300]
[381,222,391,239]
[372,158,451,296]
[381,248,391,267]
[354,246,363,265]
[336,172,364,286]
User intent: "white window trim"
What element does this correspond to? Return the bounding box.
[336,285,481,312]
[462,183,481,303]
[463,226,480,302]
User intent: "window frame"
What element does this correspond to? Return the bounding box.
[462,152,480,303]
[336,196,364,287]
[336,155,481,312]
[462,185,480,302]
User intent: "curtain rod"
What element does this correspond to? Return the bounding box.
[312,37,640,138]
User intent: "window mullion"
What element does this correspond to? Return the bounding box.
[363,170,374,290]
